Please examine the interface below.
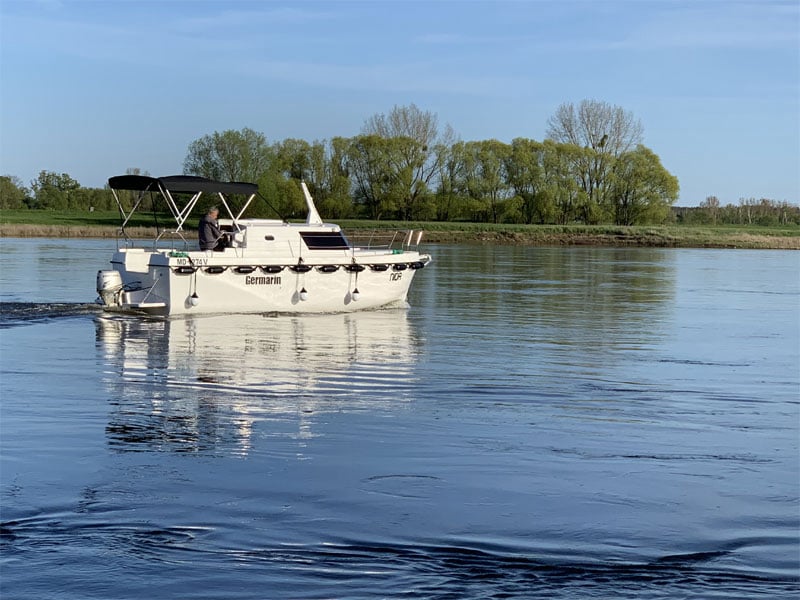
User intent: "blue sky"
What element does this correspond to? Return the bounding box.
[1,0,797,206]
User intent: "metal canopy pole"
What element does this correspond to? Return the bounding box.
[159,185,202,232]
[115,188,149,240]
[216,192,238,229]
[234,193,257,225]
[175,191,203,231]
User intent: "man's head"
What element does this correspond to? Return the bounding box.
[207,207,219,217]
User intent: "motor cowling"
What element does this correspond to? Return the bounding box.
[97,270,123,307]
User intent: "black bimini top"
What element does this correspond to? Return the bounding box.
[108,175,258,196]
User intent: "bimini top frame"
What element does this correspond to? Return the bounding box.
[108,175,260,245]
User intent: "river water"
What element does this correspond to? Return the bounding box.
[0,238,798,599]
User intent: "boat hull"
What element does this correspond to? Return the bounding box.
[98,248,430,316]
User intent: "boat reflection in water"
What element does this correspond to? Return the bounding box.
[95,310,421,456]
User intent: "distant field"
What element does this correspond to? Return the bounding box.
[342,219,800,249]
[1,210,798,249]
[0,210,160,228]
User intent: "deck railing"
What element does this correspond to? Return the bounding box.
[344,229,424,251]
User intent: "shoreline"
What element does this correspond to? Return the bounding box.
[0,223,798,249]
[418,229,800,249]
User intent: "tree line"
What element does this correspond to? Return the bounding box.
[1,171,112,212]
[675,196,800,226]
[1,100,797,226]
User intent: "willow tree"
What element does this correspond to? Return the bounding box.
[315,137,354,218]
[460,140,512,223]
[434,141,468,221]
[264,138,323,217]
[272,138,315,182]
[547,99,643,155]
[346,134,399,219]
[608,145,679,225]
[546,100,643,220]
[361,104,455,220]
[183,128,273,183]
[505,138,551,224]
[541,141,589,225]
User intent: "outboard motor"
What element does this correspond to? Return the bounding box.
[97,270,123,307]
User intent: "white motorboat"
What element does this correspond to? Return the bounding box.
[97,175,432,315]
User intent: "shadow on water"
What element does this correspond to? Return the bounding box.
[94,310,423,455]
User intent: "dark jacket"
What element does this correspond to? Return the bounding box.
[199,214,222,250]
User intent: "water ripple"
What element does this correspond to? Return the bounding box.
[0,302,101,328]
[4,519,796,598]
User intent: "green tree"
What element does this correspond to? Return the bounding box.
[434,141,468,221]
[317,137,354,219]
[461,140,512,223]
[257,169,305,219]
[607,145,679,225]
[30,171,81,209]
[82,187,115,211]
[266,138,319,218]
[346,135,398,219]
[0,175,29,209]
[273,138,314,181]
[362,104,454,220]
[505,138,554,224]
[547,100,644,222]
[184,128,273,183]
[541,141,588,225]
[271,137,354,219]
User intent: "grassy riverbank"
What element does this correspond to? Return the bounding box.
[1,210,798,249]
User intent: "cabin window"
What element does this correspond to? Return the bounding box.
[300,231,350,250]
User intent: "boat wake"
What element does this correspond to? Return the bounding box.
[2,515,796,598]
[0,302,102,328]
